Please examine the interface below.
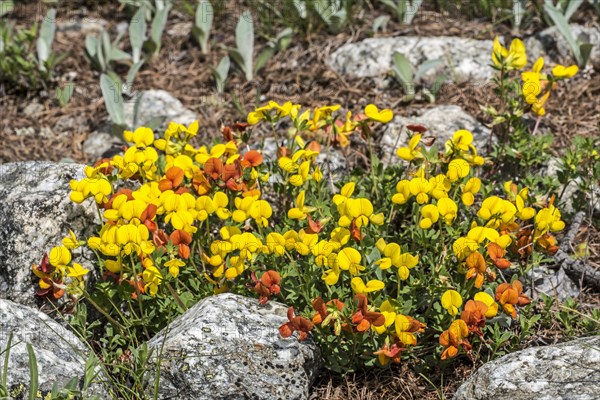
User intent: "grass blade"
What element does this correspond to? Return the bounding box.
[26,344,38,400]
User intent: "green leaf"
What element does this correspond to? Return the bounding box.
[130,6,147,63]
[26,344,38,400]
[513,0,527,29]
[194,0,213,54]
[392,51,415,98]
[149,2,171,56]
[108,47,132,62]
[403,0,422,24]
[100,73,125,126]
[254,46,274,75]
[579,42,593,67]
[210,55,230,93]
[126,60,145,93]
[1,333,12,388]
[544,3,584,66]
[56,82,75,107]
[235,10,254,81]
[372,15,390,33]
[414,58,443,81]
[85,35,98,58]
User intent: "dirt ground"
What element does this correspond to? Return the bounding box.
[1,2,599,399]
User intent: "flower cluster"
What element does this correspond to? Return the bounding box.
[35,88,567,370]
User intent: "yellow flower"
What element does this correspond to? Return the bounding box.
[373,300,397,335]
[123,126,154,147]
[142,262,163,296]
[396,252,418,280]
[492,36,527,70]
[336,247,364,275]
[409,177,431,204]
[288,190,315,220]
[474,292,498,318]
[437,198,458,225]
[445,130,473,153]
[441,290,463,316]
[351,277,385,294]
[552,64,578,79]
[364,104,393,123]
[461,177,481,206]
[265,232,286,256]
[67,263,89,280]
[446,159,470,182]
[49,245,72,269]
[477,196,516,228]
[535,204,565,238]
[420,204,439,229]
[62,230,82,249]
[164,258,185,278]
[392,180,412,205]
[396,134,423,161]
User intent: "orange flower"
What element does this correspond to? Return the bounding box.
[159,166,185,191]
[439,319,471,360]
[312,297,344,325]
[252,270,281,304]
[495,280,531,319]
[170,229,192,259]
[487,243,510,269]
[374,341,406,365]
[279,307,313,341]
[465,251,486,288]
[192,170,212,195]
[242,150,263,167]
[351,294,385,332]
[460,300,488,337]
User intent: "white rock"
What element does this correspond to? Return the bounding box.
[379,105,491,164]
[124,90,197,131]
[0,299,104,396]
[454,336,600,400]
[328,37,494,83]
[147,293,321,400]
[0,162,98,307]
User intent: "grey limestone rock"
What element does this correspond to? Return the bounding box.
[454,336,600,400]
[147,293,321,400]
[0,299,103,397]
[124,90,197,132]
[0,162,98,308]
[328,36,494,83]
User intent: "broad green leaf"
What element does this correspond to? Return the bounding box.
[544,3,586,66]
[195,0,213,54]
[392,51,415,97]
[130,5,147,63]
[149,1,171,56]
[254,46,274,75]
[56,82,75,107]
[210,55,230,93]
[108,47,132,62]
[100,73,125,125]
[235,10,254,81]
[85,35,97,58]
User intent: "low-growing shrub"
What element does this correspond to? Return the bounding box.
[30,36,596,395]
